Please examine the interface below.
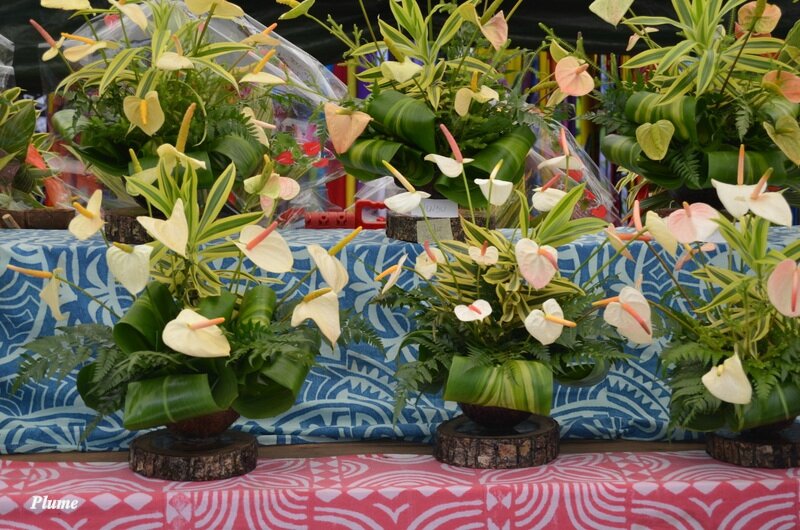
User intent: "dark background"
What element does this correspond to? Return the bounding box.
[3,0,800,94]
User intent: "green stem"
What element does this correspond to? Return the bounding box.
[57,275,121,320]
[644,240,697,312]
[193,7,215,55]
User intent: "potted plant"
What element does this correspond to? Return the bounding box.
[9,104,374,481]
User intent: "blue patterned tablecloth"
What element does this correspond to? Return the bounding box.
[1,227,798,453]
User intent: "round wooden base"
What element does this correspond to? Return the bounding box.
[706,423,800,468]
[129,430,258,481]
[1,208,72,229]
[385,212,463,243]
[104,207,152,244]
[434,414,559,469]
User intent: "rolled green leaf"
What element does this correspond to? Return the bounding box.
[554,358,611,387]
[113,282,179,354]
[209,135,263,184]
[600,134,678,188]
[737,382,800,431]
[443,355,552,415]
[236,285,277,328]
[339,138,435,186]
[197,292,238,322]
[624,91,698,143]
[233,351,314,418]
[367,90,437,153]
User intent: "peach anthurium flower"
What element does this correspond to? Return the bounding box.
[163,309,230,358]
[701,353,753,405]
[604,224,634,262]
[475,160,512,206]
[524,298,576,346]
[244,167,299,212]
[324,102,372,154]
[6,265,65,320]
[60,33,110,63]
[291,288,340,345]
[380,57,422,84]
[626,27,658,51]
[515,238,559,289]
[424,124,474,178]
[666,202,720,244]
[414,241,445,280]
[308,244,348,293]
[156,51,194,71]
[595,286,652,344]
[738,1,781,34]
[109,0,147,31]
[137,199,189,257]
[480,11,508,51]
[106,242,152,295]
[41,0,91,10]
[468,241,499,267]
[555,56,594,97]
[236,222,294,273]
[123,91,165,137]
[454,299,492,322]
[68,189,104,240]
[382,161,430,214]
[376,255,407,294]
[767,259,800,317]
[185,0,244,18]
[156,144,206,173]
[454,85,499,117]
[763,70,800,104]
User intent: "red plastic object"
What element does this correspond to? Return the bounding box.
[304,200,385,229]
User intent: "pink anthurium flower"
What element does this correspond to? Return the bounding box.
[382,162,430,214]
[106,242,152,295]
[475,160,512,206]
[68,189,104,240]
[137,199,189,257]
[245,169,300,213]
[454,299,492,322]
[763,70,800,104]
[738,1,781,34]
[666,202,720,244]
[554,56,594,97]
[324,102,372,154]
[236,221,293,273]
[6,265,65,320]
[308,244,348,293]
[701,353,752,404]
[162,309,230,358]
[515,238,558,289]
[424,124,474,178]
[595,286,652,344]
[524,298,576,345]
[480,11,508,50]
[767,259,800,317]
[675,243,716,272]
[30,19,64,61]
[414,240,445,280]
[291,288,341,345]
[469,241,499,267]
[376,255,407,294]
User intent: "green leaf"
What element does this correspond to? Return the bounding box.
[197,211,264,244]
[763,116,800,165]
[430,7,464,57]
[0,100,35,155]
[636,120,675,161]
[621,47,671,69]
[150,28,171,63]
[339,138,435,187]
[625,91,697,142]
[236,285,277,328]
[367,90,437,153]
[197,162,236,236]
[535,184,608,247]
[113,282,180,354]
[124,176,174,216]
[197,292,238,321]
[98,48,142,95]
[189,56,239,90]
[209,135,262,179]
[135,69,161,97]
[193,42,252,59]
[694,47,716,95]
[279,0,315,20]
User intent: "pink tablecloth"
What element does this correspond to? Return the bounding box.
[1,451,798,529]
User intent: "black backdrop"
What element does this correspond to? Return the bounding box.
[3,0,800,94]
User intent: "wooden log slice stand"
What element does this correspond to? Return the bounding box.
[434,414,560,469]
[706,422,800,468]
[385,211,495,243]
[104,207,153,245]
[1,208,72,229]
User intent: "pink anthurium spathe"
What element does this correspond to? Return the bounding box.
[480,11,508,50]
[308,244,348,293]
[236,221,294,273]
[515,238,559,289]
[767,259,800,317]
[595,286,652,344]
[454,299,492,322]
[738,1,781,34]
[675,243,716,272]
[469,241,499,267]
[137,199,189,257]
[524,298,576,345]
[475,160,512,206]
[162,309,230,358]
[106,242,152,295]
[666,202,720,244]
[291,288,341,345]
[382,162,430,214]
[376,255,407,294]
[701,353,753,405]
[414,241,445,280]
[554,56,594,97]
[763,70,800,104]
[68,189,104,240]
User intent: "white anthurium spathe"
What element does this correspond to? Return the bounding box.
[241,71,286,85]
[106,243,152,295]
[241,107,276,146]
[59,33,112,63]
[68,189,104,240]
[156,51,194,71]
[123,91,165,137]
[156,144,206,173]
[308,244,348,293]
[383,161,431,214]
[454,85,499,116]
[414,242,445,280]
[6,265,65,320]
[524,298,576,345]
[712,176,792,227]
[424,153,474,178]
[109,0,148,31]
[515,238,559,289]
[162,309,231,358]
[377,255,407,294]
[42,0,91,9]
[475,160,512,206]
[380,57,422,84]
[604,224,634,262]
[537,153,586,175]
[701,353,753,405]
[599,286,653,344]
[454,299,493,322]
[531,187,567,212]
[185,0,245,18]
[468,243,499,266]
[236,222,293,273]
[291,288,340,346]
[137,199,189,257]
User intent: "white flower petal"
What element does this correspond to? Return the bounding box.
[748,192,793,227]
[515,238,558,289]
[701,353,752,405]
[308,244,348,293]
[603,286,652,344]
[137,199,189,257]
[538,154,585,173]
[644,211,678,257]
[381,255,407,294]
[384,191,430,214]
[236,225,293,273]
[241,72,285,85]
[291,291,340,345]
[40,272,65,321]
[475,177,513,206]
[414,248,444,280]
[531,188,567,212]
[106,245,152,295]
[380,58,422,83]
[162,309,230,358]
[68,189,104,240]
[711,180,753,219]
[110,0,148,31]
[454,299,492,322]
[424,154,463,178]
[468,245,499,266]
[156,51,194,71]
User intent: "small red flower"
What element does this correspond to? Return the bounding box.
[25,144,46,170]
[313,158,330,168]
[104,14,120,27]
[303,141,321,157]
[590,205,608,219]
[276,151,294,165]
[584,189,597,202]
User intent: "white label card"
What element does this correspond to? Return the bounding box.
[408,199,459,219]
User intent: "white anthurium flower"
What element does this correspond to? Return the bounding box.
[454,85,500,116]
[137,199,189,257]
[6,265,65,320]
[242,107,276,146]
[42,36,65,61]
[244,171,299,201]
[604,224,634,262]
[468,243,499,266]
[414,242,445,280]
[537,154,586,175]
[123,91,165,136]
[524,298,576,345]
[383,161,431,214]
[156,144,206,173]
[106,243,152,296]
[424,154,474,178]
[515,238,559,289]
[701,353,753,405]
[380,57,422,84]
[109,0,148,31]
[454,299,493,322]
[185,0,245,18]
[58,33,112,63]
[376,255,407,294]
[308,244,348,293]
[163,309,230,358]
[291,288,341,345]
[598,286,652,344]
[712,177,792,227]
[235,222,293,273]
[68,189,104,240]
[241,71,286,85]
[241,23,279,46]
[156,51,194,71]
[42,0,91,9]
[531,187,567,212]
[475,160,512,206]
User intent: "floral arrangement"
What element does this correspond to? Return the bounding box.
[10,104,376,433]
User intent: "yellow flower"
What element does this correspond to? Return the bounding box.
[109,0,147,31]
[60,33,111,63]
[68,189,104,240]
[123,91,165,136]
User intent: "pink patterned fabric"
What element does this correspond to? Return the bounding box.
[1,451,797,529]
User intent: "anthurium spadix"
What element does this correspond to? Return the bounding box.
[106,243,152,296]
[324,103,371,154]
[137,199,189,257]
[701,353,753,405]
[382,161,430,214]
[454,299,492,322]
[185,0,245,18]
[236,221,293,273]
[525,299,576,345]
[29,19,64,61]
[515,238,559,289]
[469,241,499,267]
[425,124,474,178]
[68,189,104,240]
[308,244,348,292]
[291,288,340,345]
[108,0,148,31]
[123,91,165,136]
[666,202,720,244]
[415,241,445,280]
[162,309,231,358]
[475,160,512,206]
[595,286,652,344]
[554,56,594,97]
[767,259,800,317]
[6,265,65,320]
[241,50,285,85]
[242,23,279,46]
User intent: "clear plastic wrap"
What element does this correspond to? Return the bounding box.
[0,33,14,90]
